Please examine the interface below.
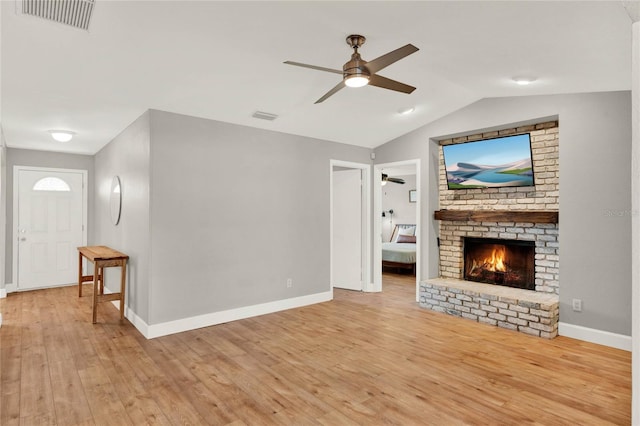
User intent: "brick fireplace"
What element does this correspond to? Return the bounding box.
[420,121,560,338]
[464,237,535,290]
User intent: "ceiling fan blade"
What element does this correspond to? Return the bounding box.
[315,81,346,104]
[387,178,406,184]
[365,44,419,74]
[283,61,343,75]
[368,74,416,94]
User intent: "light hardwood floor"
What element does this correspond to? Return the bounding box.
[0,273,631,425]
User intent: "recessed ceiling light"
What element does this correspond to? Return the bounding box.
[398,107,415,115]
[48,130,75,142]
[512,77,537,86]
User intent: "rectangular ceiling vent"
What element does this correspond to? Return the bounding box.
[252,111,279,121]
[20,0,96,31]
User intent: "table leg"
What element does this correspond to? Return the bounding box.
[120,261,127,321]
[92,262,99,324]
[98,266,104,295]
[78,252,83,297]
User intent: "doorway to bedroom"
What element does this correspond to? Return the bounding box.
[374,160,420,301]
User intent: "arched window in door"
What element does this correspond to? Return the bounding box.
[33,177,71,192]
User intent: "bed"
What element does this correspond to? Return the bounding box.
[382,224,417,275]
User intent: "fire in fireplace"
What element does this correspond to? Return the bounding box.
[463,237,535,290]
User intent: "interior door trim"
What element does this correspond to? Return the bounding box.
[373,159,421,300]
[12,166,88,290]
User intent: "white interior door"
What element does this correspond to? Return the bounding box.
[332,168,362,291]
[17,169,85,290]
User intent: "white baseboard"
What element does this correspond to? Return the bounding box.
[101,285,151,337]
[4,283,16,294]
[124,305,149,337]
[559,322,631,351]
[0,288,6,298]
[131,290,333,339]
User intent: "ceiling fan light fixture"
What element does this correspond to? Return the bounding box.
[49,130,75,143]
[343,48,370,88]
[284,34,418,103]
[345,75,369,88]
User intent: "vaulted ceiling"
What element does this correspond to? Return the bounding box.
[1,1,635,154]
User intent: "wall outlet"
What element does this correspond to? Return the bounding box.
[286,278,293,288]
[572,298,582,312]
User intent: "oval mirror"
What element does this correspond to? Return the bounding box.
[110,176,122,225]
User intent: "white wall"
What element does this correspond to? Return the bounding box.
[381,174,416,241]
[374,91,632,337]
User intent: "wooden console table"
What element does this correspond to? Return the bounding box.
[78,246,128,323]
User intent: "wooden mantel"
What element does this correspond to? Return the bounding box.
[434,209,558,224]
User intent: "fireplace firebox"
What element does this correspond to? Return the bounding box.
[463,237,535,290]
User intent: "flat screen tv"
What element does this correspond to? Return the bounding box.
[442,133,535,190]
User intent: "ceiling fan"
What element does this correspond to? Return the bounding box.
[382,174,405,185]
[284,35,419,104]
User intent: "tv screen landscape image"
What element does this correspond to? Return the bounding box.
[442,134,535,190]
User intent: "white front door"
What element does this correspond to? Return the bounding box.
[17,168,86,290]
[332,168,362,291]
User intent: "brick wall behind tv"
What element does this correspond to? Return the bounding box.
[438,121,559,211]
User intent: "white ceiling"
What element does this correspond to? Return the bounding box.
[382,165,416,177]
[1,1,635,155]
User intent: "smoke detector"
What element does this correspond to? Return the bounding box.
[18,0,96,31]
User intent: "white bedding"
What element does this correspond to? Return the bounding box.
[382,242,417,264]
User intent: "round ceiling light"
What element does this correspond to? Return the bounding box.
[398,107,415,115]
[512,77,537,86]
[344,75,369,88]
[49,130,75,142]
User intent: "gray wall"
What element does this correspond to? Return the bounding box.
[382,174,417,242]
[4,148,95,284]
[94,112,151,322]
[147,110,371,324]
[374,91,632,336]
[0,140,6,290]
[93,109,371,326]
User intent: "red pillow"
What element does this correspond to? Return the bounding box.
[396,234,416,243]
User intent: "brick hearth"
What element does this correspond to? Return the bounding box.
[421,278,559,338]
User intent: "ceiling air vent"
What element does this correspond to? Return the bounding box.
[20,0,96,31]
[252,111,279,121]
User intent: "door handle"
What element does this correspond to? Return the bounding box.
[19,237,26,242]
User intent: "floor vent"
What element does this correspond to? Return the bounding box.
[20,0,96,31]
[252,111,279,121]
